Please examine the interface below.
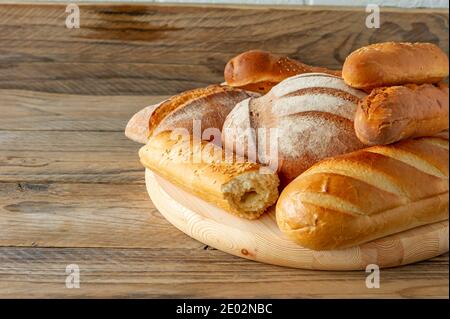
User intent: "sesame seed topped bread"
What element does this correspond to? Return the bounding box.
[139,131,279,219]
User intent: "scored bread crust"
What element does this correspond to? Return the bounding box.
[355,83,449,145]
[148,85,257,138]
[125,85,257,144]
[276,136,449,250]
[139,131,279,219]
[342,42,449,89]
[222,73,367,186]
[224,50,341,93]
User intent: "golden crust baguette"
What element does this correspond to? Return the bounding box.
[224,50,341,93]
[276,136,449,250]
[354,83,449,145]
[139,131,279,219]
[125,85,256,144]
[343,42,449,89]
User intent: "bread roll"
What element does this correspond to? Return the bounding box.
[222,73,367,186]
[224,50,341,93]
[139,131,279,219]
[276,136,449,250]
[342,42,449,89]
[125,85,256,144]
[355,83,449,145]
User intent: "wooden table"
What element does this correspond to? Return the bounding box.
[0,3,448,298]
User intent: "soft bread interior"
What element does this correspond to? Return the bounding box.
[222,171,279,219]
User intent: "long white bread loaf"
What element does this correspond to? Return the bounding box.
[276,136,449,250]
[222,73,367,185]
[140,131,280,219]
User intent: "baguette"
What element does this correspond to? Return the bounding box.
[125,85,256,144]
[276,136,449,250]
[342,42,449,89]
[224,50,341,93]
[355,83,449,145]
[139,131,279,219]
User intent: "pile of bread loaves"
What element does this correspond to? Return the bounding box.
[126,42,449,250]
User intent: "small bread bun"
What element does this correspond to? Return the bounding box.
[342,42,449,89]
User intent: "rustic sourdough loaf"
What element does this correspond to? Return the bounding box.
[139,131,279,219]
[222,73,367,185]
[276,136,449,250]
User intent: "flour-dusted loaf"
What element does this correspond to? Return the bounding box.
[125,85,257,144]
[125,102,164,144]
[276,136,449,250]
[139,131,279,219]
[343,42,449,89]
[224,50,341,93]
[355,83,449,145]
[222,73,367,185]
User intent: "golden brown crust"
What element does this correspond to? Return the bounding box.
[355,83,449,145]
[276,137,449,250]
[224,50,341,93]
[222,73,367,186]
[343,42,449,89]
[139,131,279,219]
[125,103,163,144]
[148,85,257,139]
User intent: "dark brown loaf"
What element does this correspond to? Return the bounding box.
[139,131,279,219]
[125,85,257,144]
[343,42,449,89]
[224,50,341,93]
[222,73,367,186]
[355,83,449,145]
[276,136,449,250]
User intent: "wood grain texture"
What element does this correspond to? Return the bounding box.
[0,91,166,183]
[146,170,449,270]
[0,2,449,297]
[0,4,447,95]
[0,247,447,298]
[0,181,207,249]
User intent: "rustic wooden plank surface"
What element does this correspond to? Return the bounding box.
[0,3,448,298]
[0,247,447,298]
[0,4,448,95]
[0,89,448,298]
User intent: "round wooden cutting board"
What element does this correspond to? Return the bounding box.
[145,169,449,270]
